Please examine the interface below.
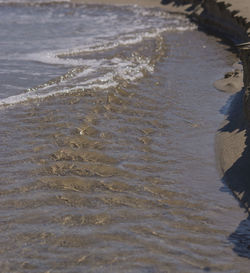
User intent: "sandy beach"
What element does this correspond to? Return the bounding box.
[2,1,250,270]
[72,0,250,211]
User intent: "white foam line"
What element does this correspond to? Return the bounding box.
[19,23,196,67]
[59,28,169,57]
[0,69,120,107]
[0,57,155,107]
[34,26,195,64]
[0,82,115,107]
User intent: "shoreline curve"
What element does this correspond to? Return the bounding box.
[73,0,250,212]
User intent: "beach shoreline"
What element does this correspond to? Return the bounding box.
[72,0,250,211]
[1,1,250,268]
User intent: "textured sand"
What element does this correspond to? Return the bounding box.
[72,0,250,210]
[214,1,250,211]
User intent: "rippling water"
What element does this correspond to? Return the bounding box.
[1,1,250,272]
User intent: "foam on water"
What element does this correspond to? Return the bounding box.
[0,2,195,107]
[0,55,155,106]
[21,24,195,66]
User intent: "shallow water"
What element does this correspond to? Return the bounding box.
[0,1,250,272]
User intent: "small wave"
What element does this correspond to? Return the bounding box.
[59,23,196,57]
[0,3,195,108]
[21,25,195,66]
[57,28,171,58]
[0,55,154,107]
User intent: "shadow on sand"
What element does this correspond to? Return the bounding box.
[161,0,250,259]
[161,0,250,261]
[219,88,250,258]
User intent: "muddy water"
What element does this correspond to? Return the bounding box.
[0,2,250,272]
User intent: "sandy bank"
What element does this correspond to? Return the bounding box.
[73,0,250,211]
[197,1,250,212]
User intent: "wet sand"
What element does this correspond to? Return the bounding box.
[2,1,250,270]
[74,0,250,211]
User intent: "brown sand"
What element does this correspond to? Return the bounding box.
[72,0,250,210]
[214,68,243,93]
[223,0,250,22]
[213,1,250,211]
